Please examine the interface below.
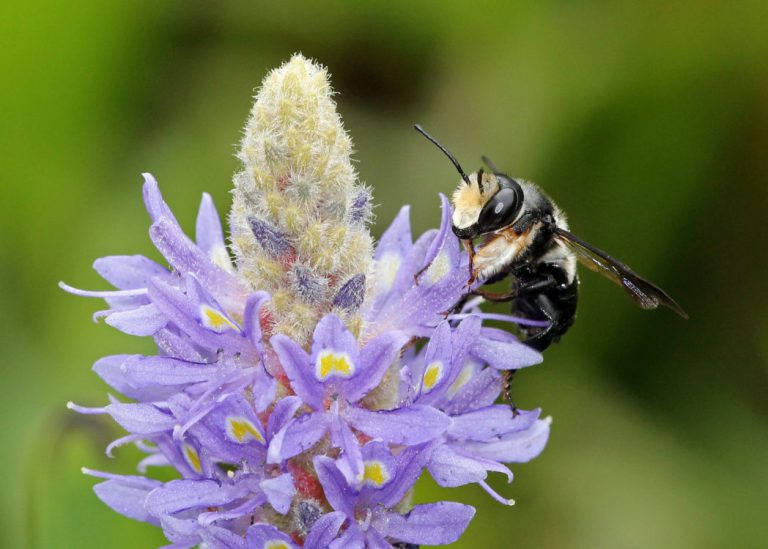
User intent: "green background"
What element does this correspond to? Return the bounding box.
[3,2,767,547]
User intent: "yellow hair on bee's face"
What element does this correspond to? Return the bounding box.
[451,172,500,230]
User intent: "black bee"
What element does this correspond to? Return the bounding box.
[415,124,688,353]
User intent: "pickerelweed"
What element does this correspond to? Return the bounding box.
[63,54,550,548]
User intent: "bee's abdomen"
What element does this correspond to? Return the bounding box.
[513,268,579,351]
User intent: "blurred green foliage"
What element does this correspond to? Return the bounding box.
[2,1,768,547]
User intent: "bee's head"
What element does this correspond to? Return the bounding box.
[451,170,524,239]
[414,124,524,240]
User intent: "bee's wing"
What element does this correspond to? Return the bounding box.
[553,227,688,318]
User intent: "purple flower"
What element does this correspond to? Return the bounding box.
[269,314,446,485]
[395,315,550,504]
[63,55,551,548]
[309,442,475,548]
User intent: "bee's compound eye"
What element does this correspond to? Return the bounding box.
[477,187,523,233]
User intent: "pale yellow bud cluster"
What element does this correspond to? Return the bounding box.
[229,54,374,346]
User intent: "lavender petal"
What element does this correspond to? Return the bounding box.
[103,303,167,336]
[243,291,271,357]
[330,413,363,486]
[305,511,346,548]
[447,406,536,441]
[269,411,328,463]
[104,402,175,435]
[149,217,245,311]
[245,523,298,549]
[375,445,429,508]
[313,456,356,518]
[365,530,393,549]
[428,444,498,487]
[471,327,543,370]
[153,328,205,362]
[270,334,324,409]
[382,502,475,545]
[148,278,252,358]
[144,479,235,517]
[93,254,169,290]
[198,526,246,549]
[114,355,221,389]
[461,417,550,463]
[142,173,180,226]
[328,526,365,549]
[260,473,295,515]
[92,478,162,525]
[345,404,451,445]
[266,395,303,439]
[416,194,452,282]
[195,193,226,259]
[343,330,408,403]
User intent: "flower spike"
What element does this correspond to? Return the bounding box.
[64,54,550,547]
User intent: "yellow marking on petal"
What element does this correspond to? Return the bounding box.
[363,460,390,487]
[265,541,290,549]
[226,416,265,445]
[315,350,355,381]
[425,250,451,284]
[375,253,401,293]
[447,364,474,397]
[183,444,202,473]
[422,361,445,393]
[200,305,238,333]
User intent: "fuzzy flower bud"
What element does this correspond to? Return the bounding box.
[230,54,374,345]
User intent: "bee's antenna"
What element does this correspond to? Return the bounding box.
[481,155,502,174]
[414,124,471,186]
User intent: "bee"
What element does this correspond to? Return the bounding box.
[415,124,688,353]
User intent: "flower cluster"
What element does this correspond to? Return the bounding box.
[64,55,550,548]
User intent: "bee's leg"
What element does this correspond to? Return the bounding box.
[503,369,519,417]
[441,293,470,320]
[518,296,558,352]
[443,273,504,318]
[463,239,477,285]
[472,273,558,302]
[473,288,519,302]
[413,265,427,285]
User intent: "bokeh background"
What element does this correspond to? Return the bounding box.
[3,1,768,547]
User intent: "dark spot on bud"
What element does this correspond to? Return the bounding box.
[295,500,322,534]
[292,265,326,302]
[349,190,371,224]
[248,216,291,257]
[332,274,365,312]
